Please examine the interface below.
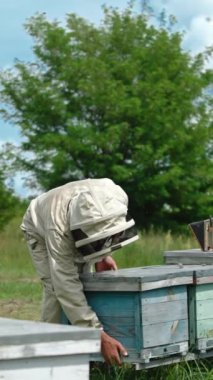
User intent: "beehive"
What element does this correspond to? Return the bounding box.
[188,266,213,354]
[164,249,213,265]
[0,317,100,380]
[80,265,194,364]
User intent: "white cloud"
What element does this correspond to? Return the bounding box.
[183,15,213,53]
[151,0,213,68]
[157,0,213,27]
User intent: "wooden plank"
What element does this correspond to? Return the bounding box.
[141,341,188,360]
[196,299,213,320]
[142,300,188,325]
[0,356,89,380]
[0,318,100,346]
[195,268,213,279]
[81,265,194,292]
[0,339,100,360]
[135,351,196,370]
[196,277,213,284]
[142,320,188,348]
[140,277,192,291]
[197,319,213,338]
[164,250,213,265]
[84,279,141,292]
[195,284,213,300]
[86,292,136,317]
[141,286,186,305]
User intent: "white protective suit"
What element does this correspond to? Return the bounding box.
[21,178,137,327]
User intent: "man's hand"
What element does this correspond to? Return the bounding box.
[95,256,117,272]
[101,331,128,366]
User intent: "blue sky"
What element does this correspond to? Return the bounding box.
[0,0,212,196]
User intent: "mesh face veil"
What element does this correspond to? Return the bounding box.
[72,218,138,261]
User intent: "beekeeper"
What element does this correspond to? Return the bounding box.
[21,178,138,365]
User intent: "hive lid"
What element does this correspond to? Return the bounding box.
[0,317,100,346]
[164,249,213,265]
[193,266,213,284]
[81,265,195,291]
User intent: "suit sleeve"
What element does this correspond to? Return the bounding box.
[45,228,101,328]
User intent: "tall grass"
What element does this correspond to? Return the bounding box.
[90,360,213,380]
[0,215,42,320]
[115,229,198,268]
[1,216,36,278]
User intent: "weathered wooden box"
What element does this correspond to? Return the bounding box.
[164,249,213,265]
[81,265,194,364]
[0,317,100,380]
[188,266,213,354]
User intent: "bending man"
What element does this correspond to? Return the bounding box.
[21,178,138,365]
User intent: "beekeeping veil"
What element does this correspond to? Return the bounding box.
[70,178,138,263]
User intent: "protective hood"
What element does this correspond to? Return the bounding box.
[70,178,138,262]
[70,178,128,229]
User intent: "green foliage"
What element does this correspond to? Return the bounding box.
[0,144,30,230]
[0,5,212,230]
[0,171,19,230]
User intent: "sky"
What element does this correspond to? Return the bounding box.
[0,0,212,197]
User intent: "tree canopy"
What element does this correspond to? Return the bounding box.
[0,5,212,230]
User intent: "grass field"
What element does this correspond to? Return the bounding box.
[1,215,213,379]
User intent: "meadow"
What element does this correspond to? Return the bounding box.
[1,215,213,379]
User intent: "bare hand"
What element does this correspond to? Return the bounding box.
[101,331,128,366]
[95,256,117,272]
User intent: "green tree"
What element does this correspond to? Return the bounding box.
[0,171,18,229]
[0,6,212,230]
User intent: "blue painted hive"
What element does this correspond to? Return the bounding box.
[189,265,213,354]
[81,265,194,364]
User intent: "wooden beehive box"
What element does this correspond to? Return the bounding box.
[0,317,100,380]
[81,265,194,364]
[188,266,213,354]
[164,249,213,265]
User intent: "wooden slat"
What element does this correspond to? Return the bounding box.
[81,265,194,292]
[142,320,188,348]
[0,357,89,380]
[142,300,188,325]
[197,319,213,338]
[0,340,100,360]
[141,286,186,305]
[141,341,188,360]
[140,277,192,291]
[196,277,213,284]
[195,267,213,279]
[196,299,213,320]
[195,284,213,300]
[164,251,213,265]
[86,292,137,317]
[0,318,100,346]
